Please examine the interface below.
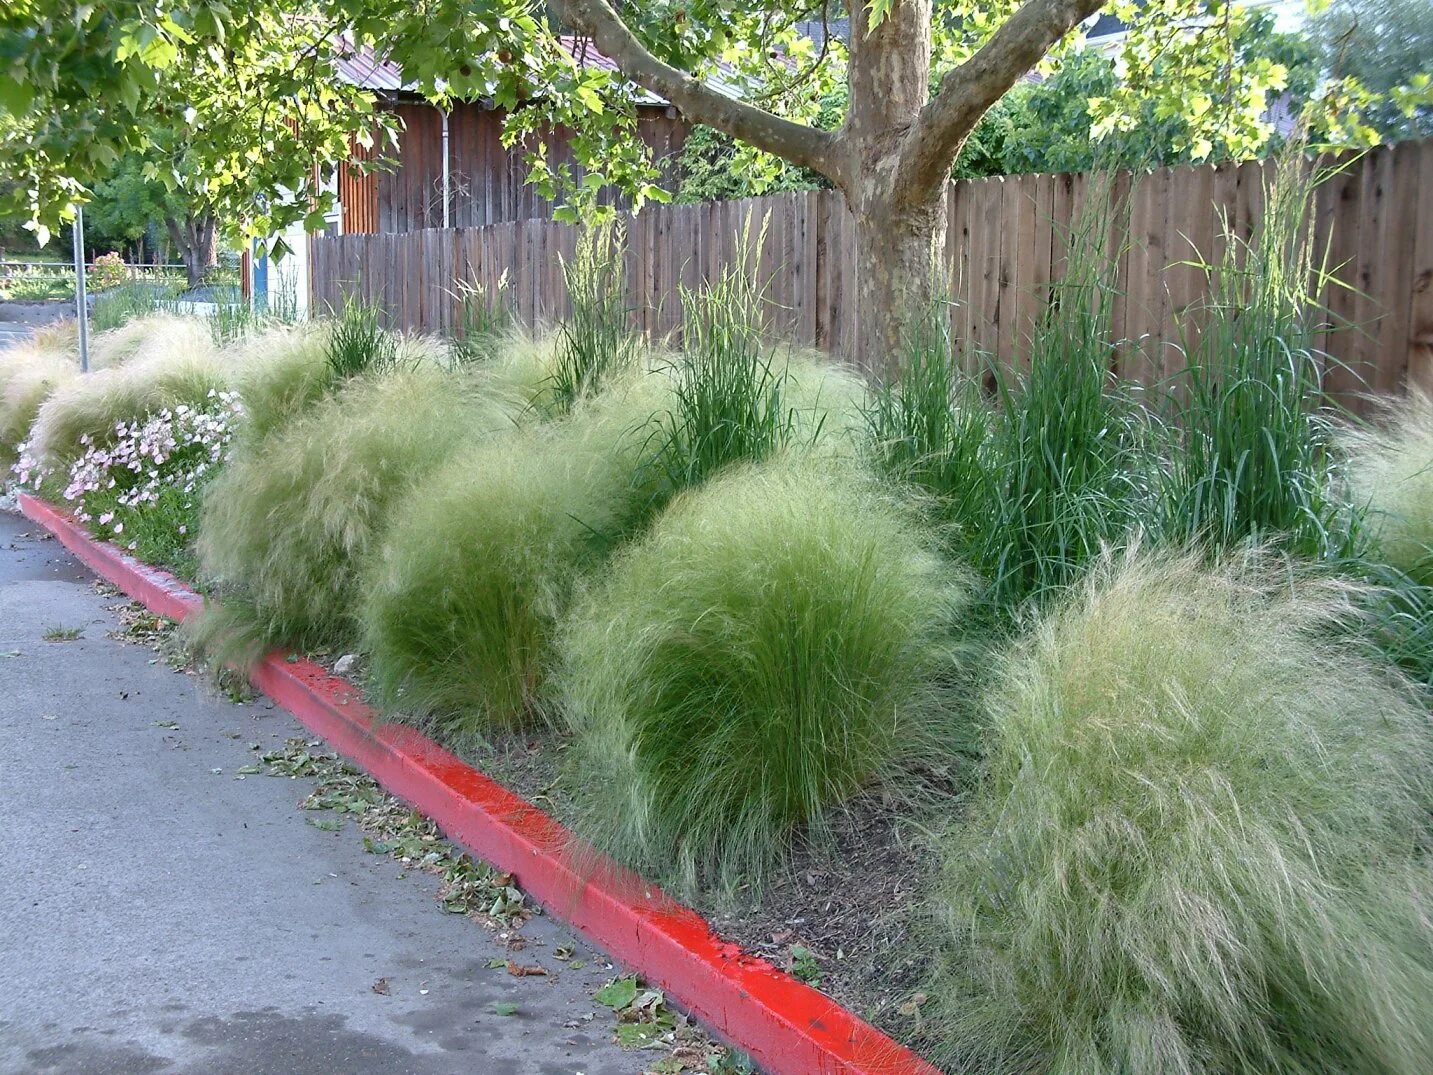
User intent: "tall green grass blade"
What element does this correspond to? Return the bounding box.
[550,223,636,412]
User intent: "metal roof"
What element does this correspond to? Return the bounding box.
[334,45,405,92]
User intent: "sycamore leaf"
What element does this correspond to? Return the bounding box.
[593,976,639,1009]
[0,75,34,115]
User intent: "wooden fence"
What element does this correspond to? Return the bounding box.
[311,138,1433,403]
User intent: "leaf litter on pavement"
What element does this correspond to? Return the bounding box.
[97,587,753,1074]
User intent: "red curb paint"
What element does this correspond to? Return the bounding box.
[20,495,203,623]
[18,492,941,1075]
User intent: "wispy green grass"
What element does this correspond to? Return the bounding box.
[480,328,568,415]
[1,341,76,470]
[361,363,678,733]
[925,548,1433,1074]
[193,360,524,664]
[30,318,223,470]
[560,455,971,894]
[1341,389,1433,687]
[1344,389,1433,586]
[223,322,336,444]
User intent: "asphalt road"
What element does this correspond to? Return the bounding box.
[0,508,652,1075]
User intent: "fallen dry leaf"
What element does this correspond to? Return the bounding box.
[372,977,392,996]
[506,962,547,977]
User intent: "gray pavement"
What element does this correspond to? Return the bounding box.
[0,509,652,1075]
[0,301,70,346]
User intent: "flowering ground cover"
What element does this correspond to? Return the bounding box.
[16,391,242,574]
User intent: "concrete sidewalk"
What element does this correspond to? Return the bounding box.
[0,509,650,1075]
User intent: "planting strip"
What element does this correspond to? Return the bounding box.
[18,493,940,1075]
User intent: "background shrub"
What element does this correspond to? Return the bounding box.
[560,456,968,893]
[87,251,128,291]
[926,549,1433,1074]
[195,362,524,662]
[362,363,679,733]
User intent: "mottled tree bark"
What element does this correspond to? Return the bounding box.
[166,214,218,289]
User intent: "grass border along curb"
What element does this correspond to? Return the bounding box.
[18,492,940,1075]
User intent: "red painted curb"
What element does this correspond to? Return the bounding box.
[18,493,941,1075]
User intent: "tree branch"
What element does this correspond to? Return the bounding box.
[553,0,846,187]
[895,0,1105,201]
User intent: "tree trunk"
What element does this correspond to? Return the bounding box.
[559,0,1106,372]
[166,214,218,288]
[843,0,944,372]
[851,188,946,369]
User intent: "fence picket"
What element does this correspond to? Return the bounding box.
[308,142,1431,409]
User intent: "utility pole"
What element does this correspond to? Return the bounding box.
[72,205,90,372]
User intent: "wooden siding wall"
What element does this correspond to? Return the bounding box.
[313,139,1433,405]
[339,135,379,235]
[366,101,688,233]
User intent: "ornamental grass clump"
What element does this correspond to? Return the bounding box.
[194,362,524,663]
[1,342,76,470]
[29,324,224,472]
[361,363,678,733]
[87,312,210,370]
[865,181,1153,621]
[642,239,868,507]
[866,268,1148,617]
[325,299,399,381]
[978,297,1150,613]
[1345,389,1433,586]
[480,328,568,414]
[926,549,1433,1075]
[560,457,968,893]
[1156,149,1351,559]
[223,321,335,443]
[449,271,513,366]
[548,222,638,413]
